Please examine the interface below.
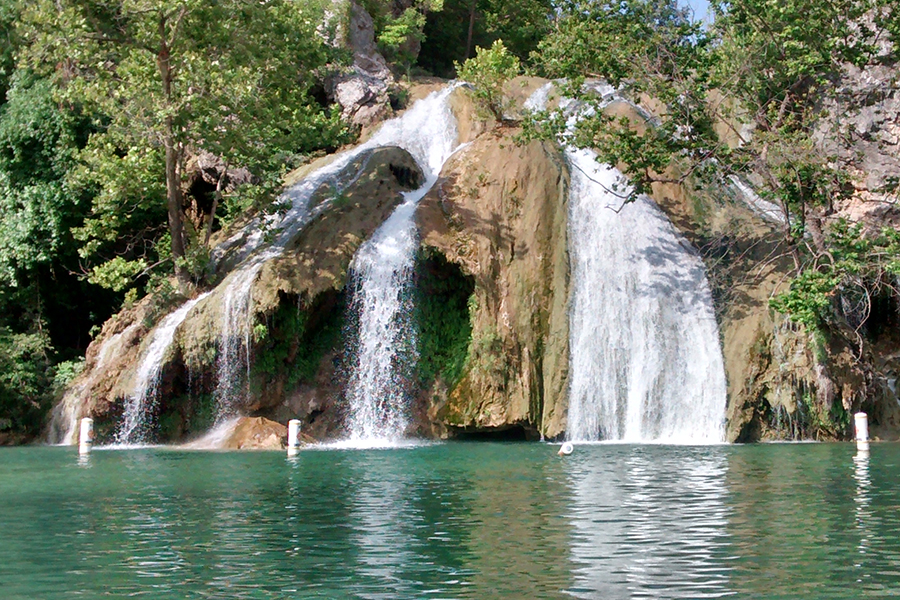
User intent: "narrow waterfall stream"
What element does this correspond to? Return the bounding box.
[212,85,461,427]
[528,83,727,443]
[49,322,140,445]
[213,253,276,421]
[343,86,461,444]
[115,292,211,444]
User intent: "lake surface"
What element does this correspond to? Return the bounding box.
[1,442,897,599]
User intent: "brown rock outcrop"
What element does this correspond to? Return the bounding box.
[216,417,288,450]
[416,124,571,439]
[326,1,395,127]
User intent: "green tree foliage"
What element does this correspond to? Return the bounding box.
[361,0,440,74]
[0,328,53,437]
[0,68,122,440]
[20,0,348,287]
[531,0,717,196]
[0,0,18,101]
[771,222,900,332]
[0,73,92,284]
[455,39,520,120]
[418,0,553,77]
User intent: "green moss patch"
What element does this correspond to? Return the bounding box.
[414,250,475,390]
[253,290,345,389]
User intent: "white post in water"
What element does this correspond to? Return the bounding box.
[79,418,94,455]
[287,419,301,456]
[855,412,869,450]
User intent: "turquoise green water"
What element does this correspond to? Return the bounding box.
[1,442,897,599]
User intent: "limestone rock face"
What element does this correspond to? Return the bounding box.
[814,62,900,208]
[46,292,190,445]
[327,2,394,127]
[416,125,570,439]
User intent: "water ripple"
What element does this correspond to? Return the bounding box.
[2,443,900,598]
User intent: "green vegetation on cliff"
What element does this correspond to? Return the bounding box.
[414,251,475,389]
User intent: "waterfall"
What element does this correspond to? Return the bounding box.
[528,82,727,443]
[115,292,211,444]
[343,86,461,444]
[565,151,726,442]
[213,254,274,422]
[211,85,461,426]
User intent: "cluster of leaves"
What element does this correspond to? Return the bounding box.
[415,252,475,388]
[0,328,53,437]
[455,39,520,121]
[417,0,554,77]
[772,222,900,331]
[18,0,351,288]
[253,294,345,389]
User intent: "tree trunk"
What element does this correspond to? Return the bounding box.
[204,165,226,247]
[465,2,476,60]
[164,127,186,280]
[158,15,187,283]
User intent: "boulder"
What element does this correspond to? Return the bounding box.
[216,417,301,450]
[327,2,394,127]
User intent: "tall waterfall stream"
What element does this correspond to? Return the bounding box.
[213,85,461,434]
[529,83,727,443]
[342,86,461,444]
[565,149,727,442]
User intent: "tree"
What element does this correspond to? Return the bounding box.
[456,39,520,121]
[20,0,347,287]
[0,69,112,440]
[417,0,553,77]
[0,0,19,103]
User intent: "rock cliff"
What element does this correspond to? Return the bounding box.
[51,70,900,446]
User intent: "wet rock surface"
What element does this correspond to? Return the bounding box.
[52,146,423,445]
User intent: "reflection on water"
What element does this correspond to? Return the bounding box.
[3,443,900,599]
[854,446,872,562]
[350,452,416,599]
[565,447,732,598]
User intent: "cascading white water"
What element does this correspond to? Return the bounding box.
[115,292,211,444]
[49,322,140,445]
[343,86,461,444]
[342,205,420,442]
[211,85,461,426]
[565,151,726,442]
[213,254,274,421]
[528,82,727,443]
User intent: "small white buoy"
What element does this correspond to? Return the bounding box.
[855,412,869,450]
[558,441,574,456]
[287,419,301,456]
[79,418,94,455]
